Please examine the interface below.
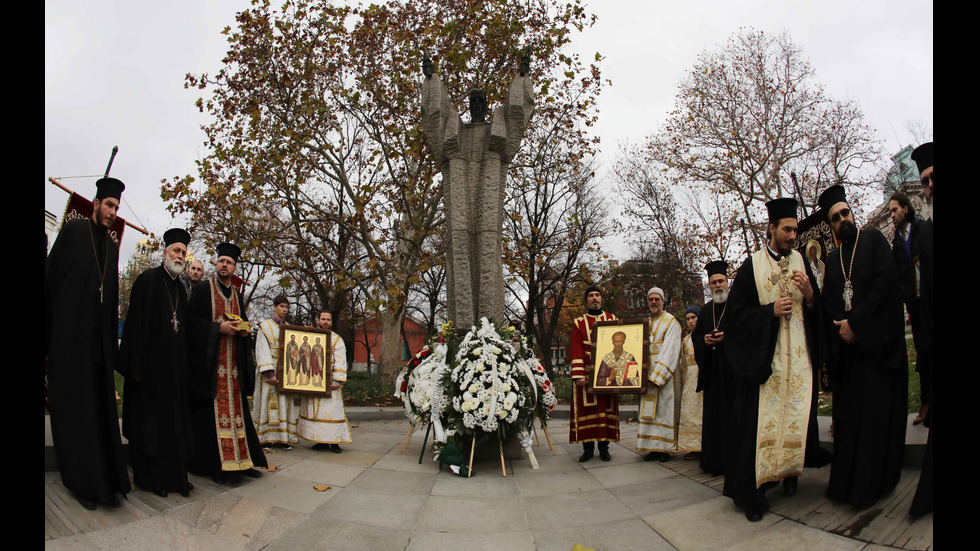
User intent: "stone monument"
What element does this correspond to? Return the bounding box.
[421,48,534,328]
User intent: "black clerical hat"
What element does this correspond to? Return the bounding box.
[911,142,933,174]
[705,260,728,278]
[95,177,125,200]
[163,228,191,248]
[584,285,603,301]
[765,197,798,223]
[216,242,242,262]
[817,185,848,218]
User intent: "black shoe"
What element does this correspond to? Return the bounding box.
[745,507,764,522]
[330,444,342,454]
[279,443,293,450]
[211,473,228,485]
[153,489,168,498]
[578,451,594,463]
[76,495,97,510]
[109,495,122,508]
[783,476,798,496]
[599,448,611,461]
[180,482,193,497]
[227,472,243,483]
[643,452,660,461]
[658,453,670,463]
[241,468,262,479]
[312,443,332,451]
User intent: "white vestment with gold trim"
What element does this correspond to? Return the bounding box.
[297,334,351,444]
[637,312,683,453]
[750,249,812,485]
[253,318,300,444]
[676,333,703,453]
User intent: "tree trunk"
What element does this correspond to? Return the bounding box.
[378,307,405,387]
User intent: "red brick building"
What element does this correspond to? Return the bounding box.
[350,315,429,372]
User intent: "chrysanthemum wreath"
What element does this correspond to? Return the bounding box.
[400,318,556,464]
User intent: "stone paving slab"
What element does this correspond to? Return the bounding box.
[405,528,536,551]
[531,517,675,551]
[418,494,529,533]
[44,417,933,550]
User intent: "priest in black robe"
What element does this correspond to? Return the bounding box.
[692,260,735,476]
[119,228,195,497]
[818,184,908,510]
[723,198,832,522]
[908,141,933,518]
[186,242,267,483]
[45,177,131,510]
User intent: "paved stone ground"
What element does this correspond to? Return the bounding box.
[45,416,933,550]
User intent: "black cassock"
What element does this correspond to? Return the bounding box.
[119,264,194,494]
[45,219,131,503]
[691,300,735,476]
[185,279,267,477]
[909,218,933,517]
[723,252,832,512]
[822,228,907,508]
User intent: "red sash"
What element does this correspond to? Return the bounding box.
[209,280,254,471]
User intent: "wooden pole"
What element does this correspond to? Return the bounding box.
[399,423,415,453]
[467,438,476,478]
[499,443,507,478]
[48,177,150,235]
[540,417,557,455]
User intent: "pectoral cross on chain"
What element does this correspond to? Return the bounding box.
[843,280,853,312]
[172,311,180,334]
[778,256,790,274]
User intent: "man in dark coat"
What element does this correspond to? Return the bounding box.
[45,177,131,509]
[119,228,195,497]
[818,184,908,510]
[888,192,929,425]
[723,198,832,522]
[692,260,735,476]
[186,242,267,483]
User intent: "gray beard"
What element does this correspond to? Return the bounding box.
[164,257,184,277]
[712,288,728,304]
[921,199,932,221]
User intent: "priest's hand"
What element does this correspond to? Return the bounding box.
[791,269,814,304]
[219,320,239,335]
[331,383,341,390]
[265,372,278,385]
[833,319,857,344]
[772,297,793,317]
[574,378,588,387]
[705,331,724,346]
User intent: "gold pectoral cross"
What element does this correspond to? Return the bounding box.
[172,311,180,333]
[843,280,853,312]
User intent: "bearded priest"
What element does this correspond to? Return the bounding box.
[818,184,908,510]
[119,228,195,498]
[691,260,735,477]
[723,198,832,522]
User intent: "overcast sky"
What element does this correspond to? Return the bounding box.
[45,0,933,268]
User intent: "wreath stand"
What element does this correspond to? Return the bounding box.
[532,415,557,455]
[398,422,434,465]
[465,438,509,478]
